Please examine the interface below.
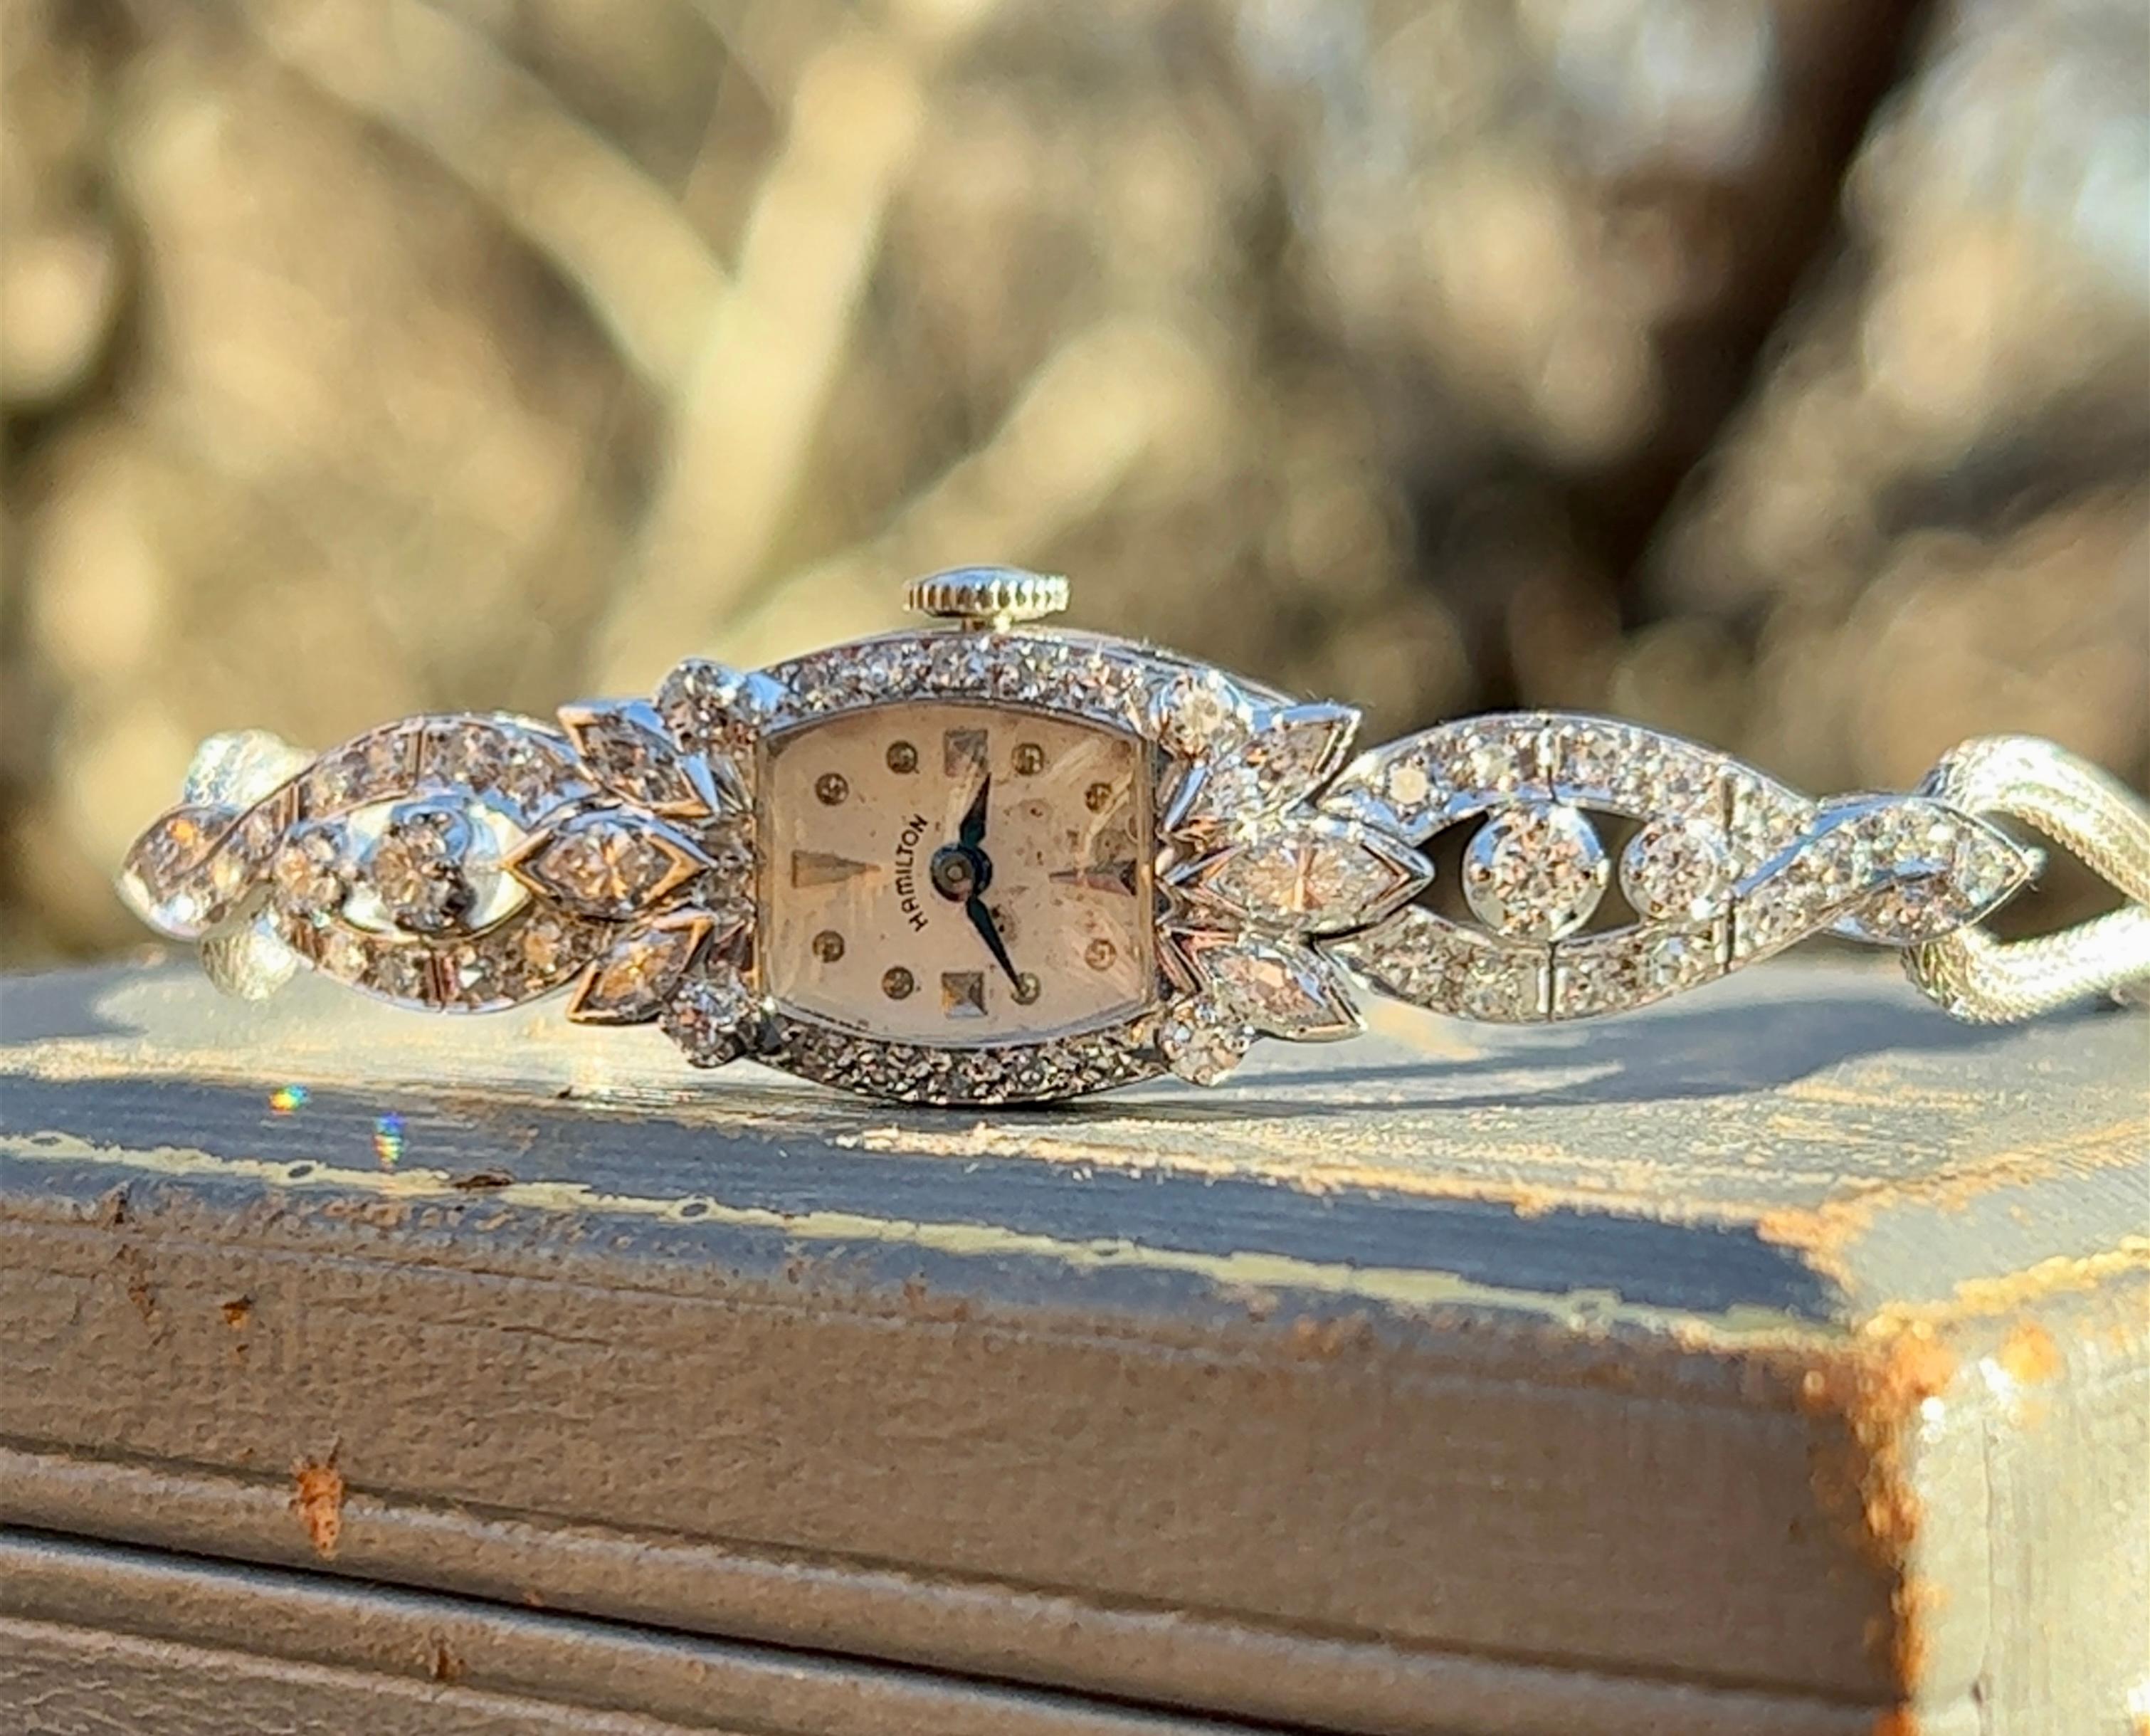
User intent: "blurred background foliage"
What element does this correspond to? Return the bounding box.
[3,0,2145,964]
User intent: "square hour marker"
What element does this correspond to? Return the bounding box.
[941,970,987,1018]
[944,728,989,779]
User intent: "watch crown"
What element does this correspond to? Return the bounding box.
[905,567,1069,629]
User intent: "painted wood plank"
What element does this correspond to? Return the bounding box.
[1,958,2144,1734]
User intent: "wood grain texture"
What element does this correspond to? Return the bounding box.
[1,958,2144,1735]
[3,1625,685,1736]
[0,1532,1250,1735]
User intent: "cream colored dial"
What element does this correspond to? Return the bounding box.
[760,702,1155,1043]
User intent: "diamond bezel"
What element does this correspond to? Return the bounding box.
[764,628,1167,735]
[752,630,1188,1097]
[769,1010,1161,1105]
[737,631,1415,1098]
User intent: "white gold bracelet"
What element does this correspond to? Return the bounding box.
[119,568,2150,1104]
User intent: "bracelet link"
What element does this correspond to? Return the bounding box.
[1903,736,2150,1022]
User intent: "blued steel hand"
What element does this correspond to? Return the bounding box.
[965,892,1023,991]
[959,772,991,851]
[938,773,1021,990]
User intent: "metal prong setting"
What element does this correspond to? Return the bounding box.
[116,574,2144,1103]
[1317,713,2049,1024]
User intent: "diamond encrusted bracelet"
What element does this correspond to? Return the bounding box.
[120,569,2150,1104]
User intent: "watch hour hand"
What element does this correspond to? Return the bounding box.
[959,774,991,851]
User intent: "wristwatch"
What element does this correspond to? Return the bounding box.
[119,567,2150,1104]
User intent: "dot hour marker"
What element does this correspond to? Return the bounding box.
[886,741,917,774]
[813,930,845,962]
[1085,938,1117,971]
[1013,742,1045,776]
[815,772,848,806]
[882,966,915,999]
[1013,972,1041,1005]
[941,970,987,1018]
[1085,781,1114,813]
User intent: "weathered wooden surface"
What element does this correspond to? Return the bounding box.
[1,957,2145,1735]
[0,1530,1243,1736]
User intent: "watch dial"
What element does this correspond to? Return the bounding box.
[761,702,1155,1043]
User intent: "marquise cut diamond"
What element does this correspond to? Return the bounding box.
[511,810,709,920]
[1181,818,1428,933]
[571,916,712,1025]
[1174,703,1359,828]
[563,700,722,817]
[1175,932,1359,1039]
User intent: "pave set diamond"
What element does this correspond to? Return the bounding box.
[117,632,1426,1100]
[118,625,2043,1102]
[1319,714,2034,1024]
[118,707,732,1020]
[738,633,1428,1096]
[1148,669,1428,1084]
[1460,801,1608,940]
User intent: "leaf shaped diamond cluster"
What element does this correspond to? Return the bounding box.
[1148,670,1428,1083]
[117,638,2065,1105]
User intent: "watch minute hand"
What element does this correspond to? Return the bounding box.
[965,895,1023,991]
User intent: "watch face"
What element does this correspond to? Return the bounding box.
[759,701,1156,1045]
